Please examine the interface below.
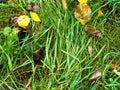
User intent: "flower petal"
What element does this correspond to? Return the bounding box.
[78,0,88,4]
[30,12,41,22]
[17,15,30,29]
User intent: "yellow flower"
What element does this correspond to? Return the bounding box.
[78,0,88,4]
[17,15,30,29]
[30,12,41,22]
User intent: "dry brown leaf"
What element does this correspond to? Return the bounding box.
[62,0,67,12]
[74,3,91,24]
[84,25,92,32]
[25,4,32,11]
[90,30,103,38]
[90,70,101,80]
[10,16,18,23]
[32,4,40,12]
[74,3,91,19]
[84,25,104,38]
[101,5,109,11]
[98,5,109,17]
[110,63,116,69]
[88,46,92,57]
[98,10,103,17]
[113,68,120,76]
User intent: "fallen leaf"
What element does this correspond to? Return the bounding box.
[113,68,120,76]
[89,30,103,38]
[90,70,101,80]
[17,15,30,29]
[101,5,109,11]
[74,3,91,18]
[98,5,109,17]
[25,4,32,11]
[62,0,67,12]
[32,4,40,12]
[84,25,104,38]
[30,12,41,22]
[74,3,91,25]
[10,16,18,23]
[78,0,88,4]
[88,46,92,57]
[84,25,92,32]
[110,63,116,69]
[98,10,103,17]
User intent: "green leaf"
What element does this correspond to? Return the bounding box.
[3,27,12,36]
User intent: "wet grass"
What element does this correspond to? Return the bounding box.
[0,0,120,90]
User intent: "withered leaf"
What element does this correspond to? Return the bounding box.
[74,3,91,24]
[25,3,40,12]
[101,5,109,11]
[88,46,92,57]
[25,4,32,11]
[113,68,120,76]
[84,25,92,32]
[98,5,109,17]
[110,63,116,69]
[10,16,18,23]
[90,70,101,80]
[32,4,40,12]
[98,10,103,17]
[62,0,67,12]
[89,30,103,38]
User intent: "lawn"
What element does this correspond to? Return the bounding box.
[0,0,120,90]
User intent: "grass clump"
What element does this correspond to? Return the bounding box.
[0,0,120,90]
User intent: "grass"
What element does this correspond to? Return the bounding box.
[0,0,120,90]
